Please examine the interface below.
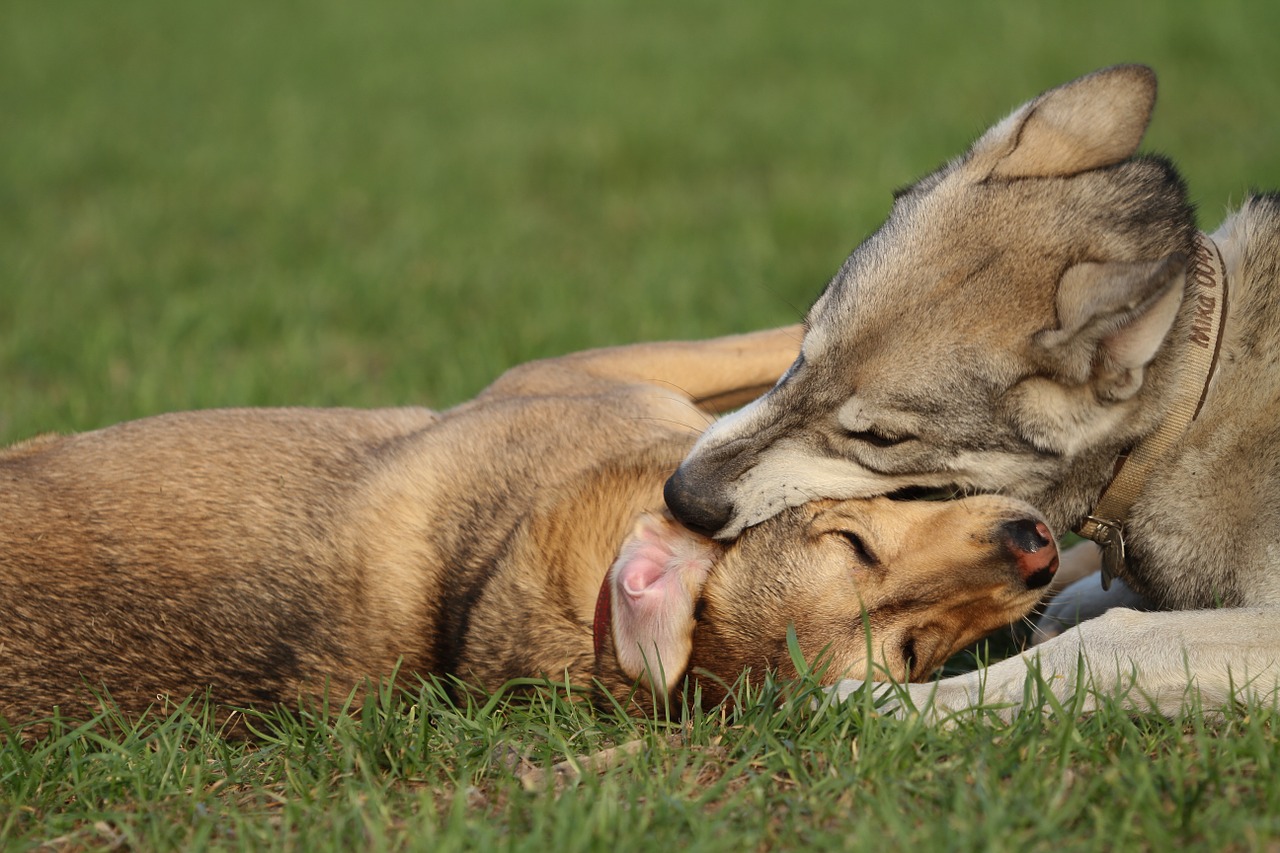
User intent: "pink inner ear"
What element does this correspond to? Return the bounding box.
[618,539,676,598]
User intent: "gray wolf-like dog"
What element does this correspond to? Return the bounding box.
[0,327,1058,727]
[664,65,1280,719]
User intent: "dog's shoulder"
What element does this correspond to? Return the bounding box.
[1211,193,1280,353]
[1217,192,1280,260]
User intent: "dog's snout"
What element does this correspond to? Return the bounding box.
[1001,518,1058,590]
[664,467,734,538]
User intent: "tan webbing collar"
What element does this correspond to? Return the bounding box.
[1075,233,1229,588]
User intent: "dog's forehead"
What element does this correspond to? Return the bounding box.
[804,183,1068,374]
[815,213,1046,326]
[805,261,1031,395]
[709,506,831,589]
[802,260,1032,425]
[828,345,1009,422]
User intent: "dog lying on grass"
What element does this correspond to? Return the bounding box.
[0,327,1057,725]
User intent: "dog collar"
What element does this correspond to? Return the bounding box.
[591,567,613,663]
[1076,232,1229,589]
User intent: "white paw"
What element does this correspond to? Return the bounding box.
[829,678,938,719]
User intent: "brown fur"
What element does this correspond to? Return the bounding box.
[0,327,1055,725]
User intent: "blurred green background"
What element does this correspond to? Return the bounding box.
[3,0,1277,443]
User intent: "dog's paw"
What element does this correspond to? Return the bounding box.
[828,678,932,719]
[829,674,1009,726]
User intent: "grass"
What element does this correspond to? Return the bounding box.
[4,0,1280,849]
[4,671,1280,851]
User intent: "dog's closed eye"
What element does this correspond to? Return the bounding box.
[834,530,880,567]
[846,428,915,449]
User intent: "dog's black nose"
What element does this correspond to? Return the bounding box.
[1000,518,1058,590]
[664,467,734,538]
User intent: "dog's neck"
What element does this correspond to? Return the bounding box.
[1076,232,1229,588]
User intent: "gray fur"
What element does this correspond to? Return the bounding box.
[668,65,1280,717]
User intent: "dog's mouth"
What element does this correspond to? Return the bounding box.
[886,484,967,502]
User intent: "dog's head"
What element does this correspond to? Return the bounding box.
[596,498,1056,710]
[665,65,1197,538]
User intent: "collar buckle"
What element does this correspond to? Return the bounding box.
[1079,515,1125,591]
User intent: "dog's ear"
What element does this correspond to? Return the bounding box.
[971,64,1156,179]
[1035,253,1185,400]
[609,513,720,697]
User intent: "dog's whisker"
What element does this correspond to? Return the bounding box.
[640,380,761,420]
[627,416,707,436]
[631,387,719,429]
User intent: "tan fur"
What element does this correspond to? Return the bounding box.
[0,327,1055,726]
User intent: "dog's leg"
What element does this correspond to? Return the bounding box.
[480,325,804,413]
[564,324,804,412]
[834,608,1280,722]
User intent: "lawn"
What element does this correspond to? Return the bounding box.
[3,0,1280,849]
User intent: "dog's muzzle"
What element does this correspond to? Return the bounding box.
[663,466,735,538]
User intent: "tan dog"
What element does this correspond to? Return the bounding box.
[0,328,1057,725]
[665,66,1280,719]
